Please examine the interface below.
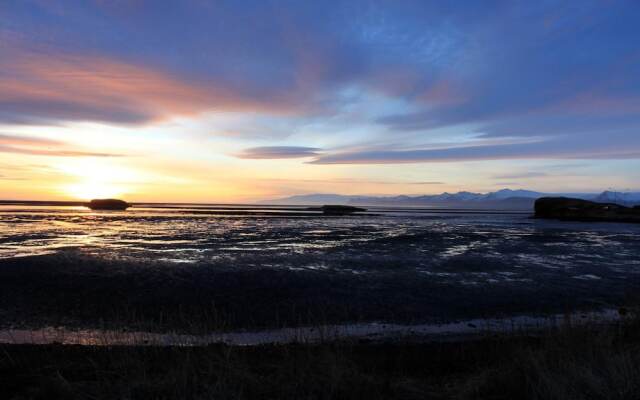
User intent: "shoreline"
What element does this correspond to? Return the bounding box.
[2,313,639,399]
[0,308,625,347]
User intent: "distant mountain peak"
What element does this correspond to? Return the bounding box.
[262,189,640,208]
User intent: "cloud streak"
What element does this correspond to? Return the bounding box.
[493,172,548,180]
[236,146,323,159]
[0,134,121,157]
[256,178,444,185]
[310,131,640,164]
[0,48,303,125]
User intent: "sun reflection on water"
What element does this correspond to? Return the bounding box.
[1,205,640,287]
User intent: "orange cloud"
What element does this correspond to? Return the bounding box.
[0,134,119,157]
[0,133,60,146]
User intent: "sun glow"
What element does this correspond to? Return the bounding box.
[56,158,138,200]
[65,181,127,200]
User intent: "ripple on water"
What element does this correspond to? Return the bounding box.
[1,206,640,290]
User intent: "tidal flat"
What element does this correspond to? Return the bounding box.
[1,205,640,334]
[1,205,640,398]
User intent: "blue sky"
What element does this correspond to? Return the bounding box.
[1,0,639,201]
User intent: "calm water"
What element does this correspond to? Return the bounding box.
[1,204,639,331]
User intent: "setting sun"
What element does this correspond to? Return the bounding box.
[65,181,126,200]
[55,158,136,200]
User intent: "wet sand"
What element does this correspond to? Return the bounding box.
[0,252,636,334]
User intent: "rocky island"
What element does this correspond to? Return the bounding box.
[85,199,131,211]
[535,197,640,223]
[306,205,367,215]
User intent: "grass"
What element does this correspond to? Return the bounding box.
[1,311,640,400]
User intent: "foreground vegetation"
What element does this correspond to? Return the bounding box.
[1,313,639,400]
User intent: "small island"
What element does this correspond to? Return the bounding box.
[535,197,640,223]
[85,199,131,211]
[306,205,367,215]
[321,205,366,215]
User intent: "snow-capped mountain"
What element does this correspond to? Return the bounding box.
[263,189,546,208]
[264,189,640,209]
[480,189,543,200]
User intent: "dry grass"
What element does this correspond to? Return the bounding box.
[1,311,640,399]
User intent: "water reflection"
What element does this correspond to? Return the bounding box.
[1,205,640,284]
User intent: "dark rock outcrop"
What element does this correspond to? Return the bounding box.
[535,197,640,223]
[309,205,367,215]
[85,199,130,211]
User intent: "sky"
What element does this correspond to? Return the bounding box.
[1,0,639,202]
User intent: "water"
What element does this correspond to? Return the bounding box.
[1,204,638,280]
[1,204,639,333]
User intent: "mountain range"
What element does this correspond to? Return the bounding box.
[263,189,640,209]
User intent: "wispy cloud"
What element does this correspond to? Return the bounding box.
[0,134,61,146]
[310,131,640,164]
[0,134,121,157]
[0,49,302,126]
[493,172,548,179]
[235,146,323,159]
[256,178,444,185]
[0,174,27,181]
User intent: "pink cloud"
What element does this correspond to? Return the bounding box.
[0,50,298,125]
[0,134,120,157]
